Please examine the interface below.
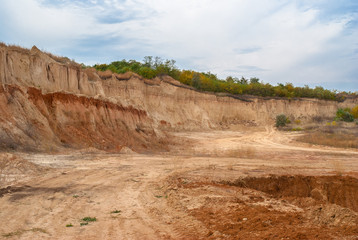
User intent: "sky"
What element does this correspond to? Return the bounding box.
[0,0,357,91]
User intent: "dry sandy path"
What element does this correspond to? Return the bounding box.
[0,128,357,239]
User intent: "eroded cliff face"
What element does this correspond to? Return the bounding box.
[0,44,356,151]
[0,45,166,152]
[0,84,162,152]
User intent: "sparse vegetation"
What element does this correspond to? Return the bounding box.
[281,106,358,147]
[79,216,97,226]
[335,108,354,122]
[294,119,301,125]
[82,217,97,222]
[326,121,337,126]
[3,228,48,238]
[92,56,351,101]
[66,223,73,227]
[351,105,358,119]
[297,131,358,149]
[111,210,121,214]
[275,114,287,127]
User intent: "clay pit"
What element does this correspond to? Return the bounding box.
[0,44,358,239]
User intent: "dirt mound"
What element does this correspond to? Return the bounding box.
[230,175,358,212]
[0,153,45,187]
[120,146,136,154]
[166,174,358,239]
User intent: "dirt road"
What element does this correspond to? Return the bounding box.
[0,128,357,239]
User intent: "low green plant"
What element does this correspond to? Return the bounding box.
[335,108,354,122]
[276,114,287,127]
[80,217,97,226]
[111,210,121,214]
[82,217,97,222]
[66,224,73,227]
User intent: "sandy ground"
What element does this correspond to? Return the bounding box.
[0,127,358,239]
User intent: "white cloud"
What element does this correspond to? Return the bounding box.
[0,0,357,90]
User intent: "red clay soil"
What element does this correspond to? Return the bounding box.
[228,175,358,212]
[171,175,358,240]
[0,84,168,152]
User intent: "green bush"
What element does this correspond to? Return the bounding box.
[138,67,156,79]
[92,56,351,101]
[276,114,287,127]
[335,108,354,122]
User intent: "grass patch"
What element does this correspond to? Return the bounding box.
[82,217,97,222]
[3,228,47,238]
[297,131,358,149]
[111,210,121,214]
[66,224,73,227]
[80,216,97,226]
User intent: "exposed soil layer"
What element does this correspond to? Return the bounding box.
[0,84,167,152]
[0,153,47,187]
[170,175,358,239]
[228,175,358,212]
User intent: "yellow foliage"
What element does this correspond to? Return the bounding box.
[352,105,358,119]
[179,70,193,85]
[285,83,294,92]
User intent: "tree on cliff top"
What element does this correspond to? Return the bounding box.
[93,57,347,101]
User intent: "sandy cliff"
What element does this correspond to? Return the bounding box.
[0,44,356,151]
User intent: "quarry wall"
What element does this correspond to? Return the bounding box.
[0,44,356,151]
